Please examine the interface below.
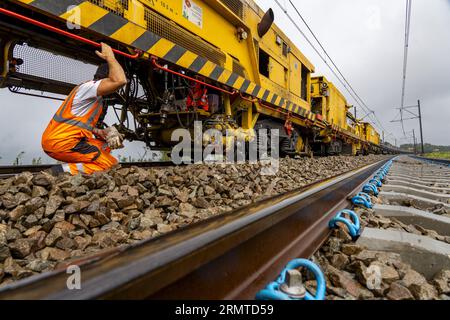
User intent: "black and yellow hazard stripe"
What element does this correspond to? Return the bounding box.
[19,0,316,122]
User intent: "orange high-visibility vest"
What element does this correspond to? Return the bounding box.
[42,85,104,152]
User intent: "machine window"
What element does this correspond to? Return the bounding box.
[259,49,270,78]
[282,42,289,57]
[311,98,322,115]
[301,64,308,100]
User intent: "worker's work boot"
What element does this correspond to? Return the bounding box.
[50,164,65,176]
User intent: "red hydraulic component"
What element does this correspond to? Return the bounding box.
[0,7,141,59]
[152,58,237,96]
[187,82,209,111]
[240,92,258,103]
[284,113,293,137]
[8,57,23,72]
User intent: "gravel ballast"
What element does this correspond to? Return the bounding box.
[307,157,450,300]
[0,155,387,287]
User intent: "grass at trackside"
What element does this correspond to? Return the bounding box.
[424,151,450,160]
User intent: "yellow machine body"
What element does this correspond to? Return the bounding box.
[311,76,348,130]
[2,0,388,155]
[363,122,381,146]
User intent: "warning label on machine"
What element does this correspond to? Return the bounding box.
[182,0,203,28]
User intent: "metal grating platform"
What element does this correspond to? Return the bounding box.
[12,43,97,86]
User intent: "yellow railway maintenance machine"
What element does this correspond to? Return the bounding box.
[0,0,381,156]
[310,76,367,156]
[362,122,382,155]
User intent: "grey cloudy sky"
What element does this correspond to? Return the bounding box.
[256,0,450,146]
[0,0,449,164]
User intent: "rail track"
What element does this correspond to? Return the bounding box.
[413,156,450,167]
[346,156,450,300]
[0,161,175,179]
[0,157,392,299]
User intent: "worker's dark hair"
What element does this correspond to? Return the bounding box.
[94,63,109,81]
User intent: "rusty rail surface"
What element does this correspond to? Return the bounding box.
[0,158,392,299]
[0,161,176,179]
[412,156,450,166]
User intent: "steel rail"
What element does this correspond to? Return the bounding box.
[0,161,177,179]
[0,158,392,299]
[412,156,450,166]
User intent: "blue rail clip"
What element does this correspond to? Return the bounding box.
[351,192,373,209]
[256,259,326,301]
[329,209,361,239]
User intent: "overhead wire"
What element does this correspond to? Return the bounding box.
[273,0,389,137]
[286,0,384,131]
[399,0,413,135]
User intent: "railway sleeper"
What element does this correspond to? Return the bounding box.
[384,179,450,194]
[302,156,450,300]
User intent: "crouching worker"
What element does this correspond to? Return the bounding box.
[42,43,127,175]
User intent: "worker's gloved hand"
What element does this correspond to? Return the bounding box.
[105,126,125,150]
[93,128,108,141]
